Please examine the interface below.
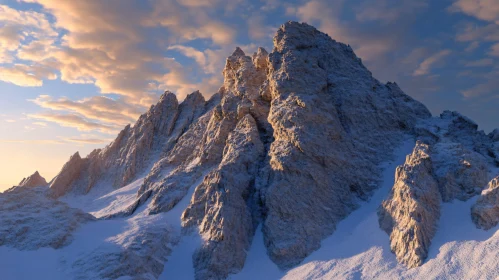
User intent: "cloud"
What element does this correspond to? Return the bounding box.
[64,137,113,144]
[490,43,499,56]
[2,0,238,107]
[28,112,121,134]
[456,23,499,43]
[465,41,480,52]
[413,50,452,76]
[30,95,143,126]
[461,70,499,97]
[247,14,275,41]
[465,58,494,67]
[450,0,499,24]
[293,0,421,63]
[0,139,66,144]
[0,64,57,86]
[355,0,428,24]
[0,137,111,145]
[168,45,207,68]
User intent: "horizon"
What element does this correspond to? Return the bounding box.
[1,0,499,190]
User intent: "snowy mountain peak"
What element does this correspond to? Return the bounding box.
[3,21,499,280]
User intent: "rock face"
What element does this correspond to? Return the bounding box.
[379,110,496,268]
[182,114,265,279]
[0,186,94,250]
[472,176,499,230]
[50,152,85,197]
[262,21,431,269]
[432,142,488,202]
[48,21,434,278]
[72,217,178,280]
[18,171,47,188]
[20,20,499,279]
[379,142,441,268]
[50,91,207,198]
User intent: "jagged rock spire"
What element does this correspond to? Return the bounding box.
[18,171,47,188]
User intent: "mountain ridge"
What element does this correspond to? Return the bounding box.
[2,21,499,280]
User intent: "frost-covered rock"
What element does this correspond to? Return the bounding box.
[0,186,94,250]
[471,176,499,230]
[72,217,178,280]
[379,142,441,268]
[25,20,499,279]
[432,142,488,202]
[182,114,265,280]
[18,171,47,188]
[50,91,209,198]
[262,21,431,269]
[378,110,495,268]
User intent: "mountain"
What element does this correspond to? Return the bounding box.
[17,171,47,188]
[1,21,499,280]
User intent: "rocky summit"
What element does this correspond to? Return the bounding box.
[2,21,499,280]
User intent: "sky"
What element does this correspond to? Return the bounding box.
[0,0,498,191]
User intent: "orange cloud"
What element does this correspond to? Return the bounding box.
[28,112,121,134]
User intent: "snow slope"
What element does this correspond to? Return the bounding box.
[2,138,498,279]
[0,171,207,280]
[231,138,499,280]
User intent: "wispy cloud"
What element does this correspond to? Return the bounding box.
[28,112,121,134]
[413,50,451,76]
[465,58,494,67]
[450,0,499,24]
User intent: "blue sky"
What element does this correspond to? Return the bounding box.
[0,0,498,189]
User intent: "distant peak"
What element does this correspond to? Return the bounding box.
[18,170,47,188]
[257,47,268,55]
[231,47,246,57]
[184,90,205,103]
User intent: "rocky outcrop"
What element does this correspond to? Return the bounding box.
[472,176,499,230]
[378,110,496,268]
[262,21,431,269]
[182,115,265,280]
[379,142,441,268]
[50,90,207,198]
[18,171,47,188]
[432,142,488,202]
[50,152,86,198]
[0,186,94,250]
[72,217,178,280]
[38,20,499,279]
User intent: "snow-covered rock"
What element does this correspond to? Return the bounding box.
[472,176,499,230]
[18,171,47,188]
[50,90,204,198]
[0,186,94,250]
[72,217,178,280]
[262,21,431,269]
[378,109,496,268]
[379,141,441,268]
[182,114,265,280]
[432,142,488,202]
[4,20,499,280]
